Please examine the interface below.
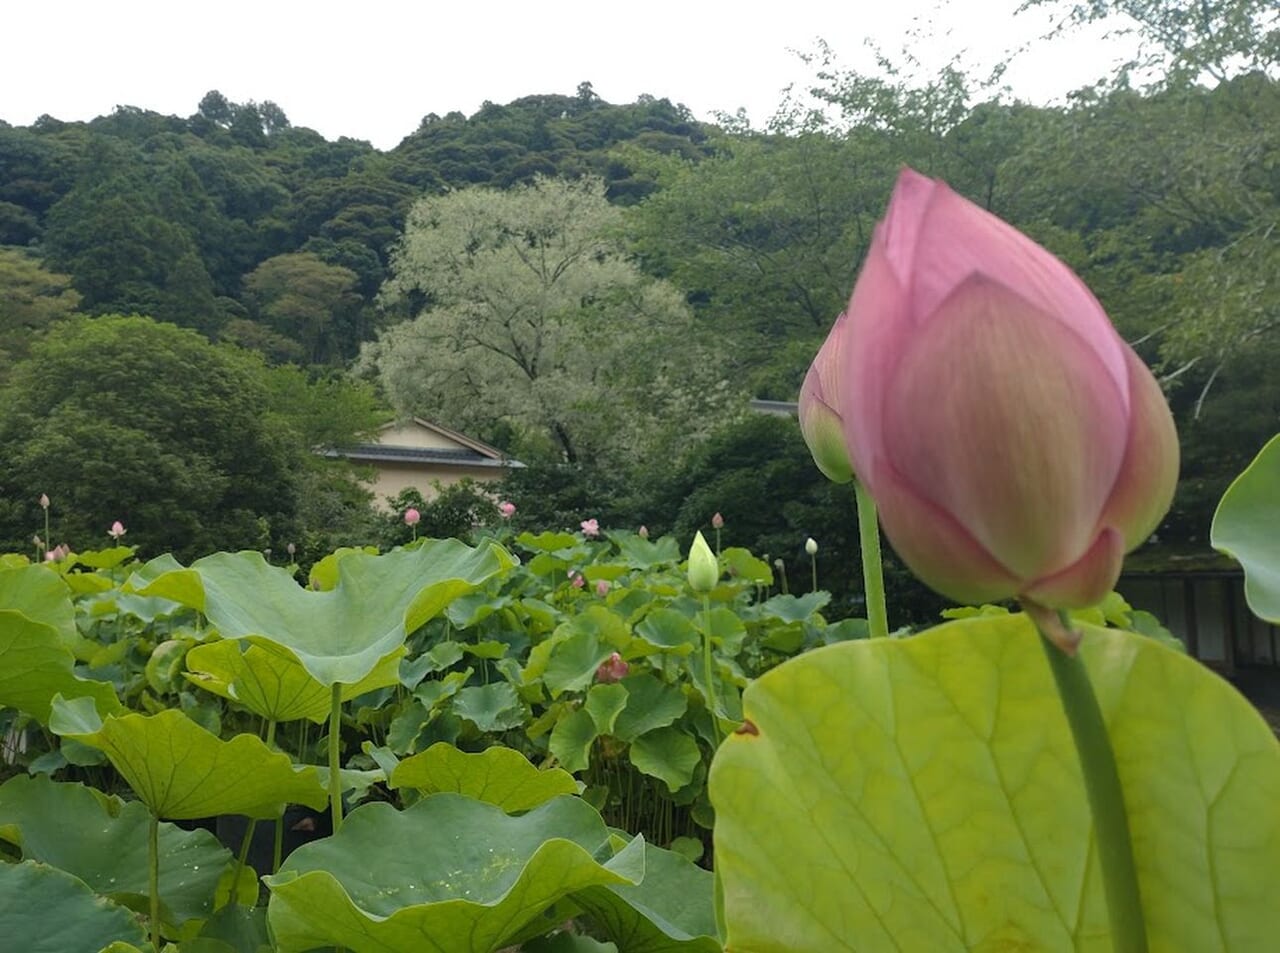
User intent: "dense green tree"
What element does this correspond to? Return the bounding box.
[243,252,364,363]
[0,248,81,378]
[364,176,739,466]
[0,316,300,559]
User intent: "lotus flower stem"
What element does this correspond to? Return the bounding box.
[149,811,161,952]
[1037,620,1147,953]
[702,593,722,747]
[328,683,343,833]
[233,818,258,904]
[273,810,284,874]
[855,482,889,639]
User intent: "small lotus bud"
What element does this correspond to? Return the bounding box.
[403,508,421,527]
[108,521,126,540]
[638,525,649,539]
[805,537,818,556]
[596,579,610,597]
[595,652,629,683]
[498,501,516,518]
[711,512,724,529]
[287,542,296,556]
[572,573,585,589]
[39,493,49,510]
[688,531,718,592]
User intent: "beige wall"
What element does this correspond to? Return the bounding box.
[379,422,468,451]
[366,462,507,509]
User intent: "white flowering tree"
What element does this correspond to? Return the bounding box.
[362,175,739,466]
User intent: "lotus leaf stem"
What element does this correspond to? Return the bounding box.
[329,682,343,833]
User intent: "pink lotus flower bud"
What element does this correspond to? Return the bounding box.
[580,518,599,538]
[108,521,126,540]
[55,544,70,561]
[799,312,855,484]
[498,501,516,518]
[44,549,56,562]
[711,512,724,529]
[596,579,610,597]
[595,651,629,683]
[39,493,49,510]
[830,169,1178,619]
[572,573,585,589]
[638,525,649,539]
[403,508,421,527]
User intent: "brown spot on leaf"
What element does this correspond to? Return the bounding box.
[735,718,759,736]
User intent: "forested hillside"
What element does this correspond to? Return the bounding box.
[1,0,1276,612]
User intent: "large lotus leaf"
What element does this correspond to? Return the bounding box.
[452,682,527,732]
[550,708,600,773]
[49,697,328,819]
[710,614,1280,952]
[612,674,687,743]
[1212,432,1280,622]
[608,532,682,569]
[264,793,646,953]
[543,627,614,697]
[185,638,404,723]
[0,563,78,649]
[129,541,515,686]
[630,727,702,793]
[0,610,121,722]
[390,743,578,811]
[635,609,700,655]
[0,774,236,929]
[0,860,147,952]
[573,842,720,952]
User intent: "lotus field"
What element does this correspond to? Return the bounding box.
[2,171,1280,952]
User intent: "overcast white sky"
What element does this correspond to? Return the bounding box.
[3,1,1134,149]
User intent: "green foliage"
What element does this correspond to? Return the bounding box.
[0,315,302,559]
[711,614,1280,950]
[0,247,81,379]
[1212,433,1280,621]
[366,175,740,468]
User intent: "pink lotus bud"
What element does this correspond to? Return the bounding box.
[711,512,724,529]
[580,518,600,538]
[44,549,56,562]
[638,525,649,539]
[498,501,516,518]
[108,521,126,540]
[54,544,70,561]
[596,579,610,597]
[799,312,855,484]
[39,493,49,510]
[403,508,421,527]
[572,573,585,589]
[595,651,629,683]
[832,169,1178,617]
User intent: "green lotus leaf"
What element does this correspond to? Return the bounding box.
[0,774,236,929]
[516,530,579,553]
[572,842,720,952]
[543,627,614,697]
[0,610,121,722]
[585,682,629,735]
[306,545,379,591]
[129,541,515,686]
[550,708,599,773]
[608,532,682,569]
[145,638,191,694]
[630,727,702,792]
[613,674,687,743]
[452,682,526,732]
[264,793,645,953]
[185,638,404,724]
[49,697,328,819]
[0,563,78,650]
[710,614,1280,951]
[75,546,135,571]
[462,639,511,659]
[525,935,619,953]
[1212,432,1280,622]
[390,743,578,811]
[0,860,147,952]
[311,766,386,802]
[635,608,699,654]
[758,591,830,624]
[720,547,772,585]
